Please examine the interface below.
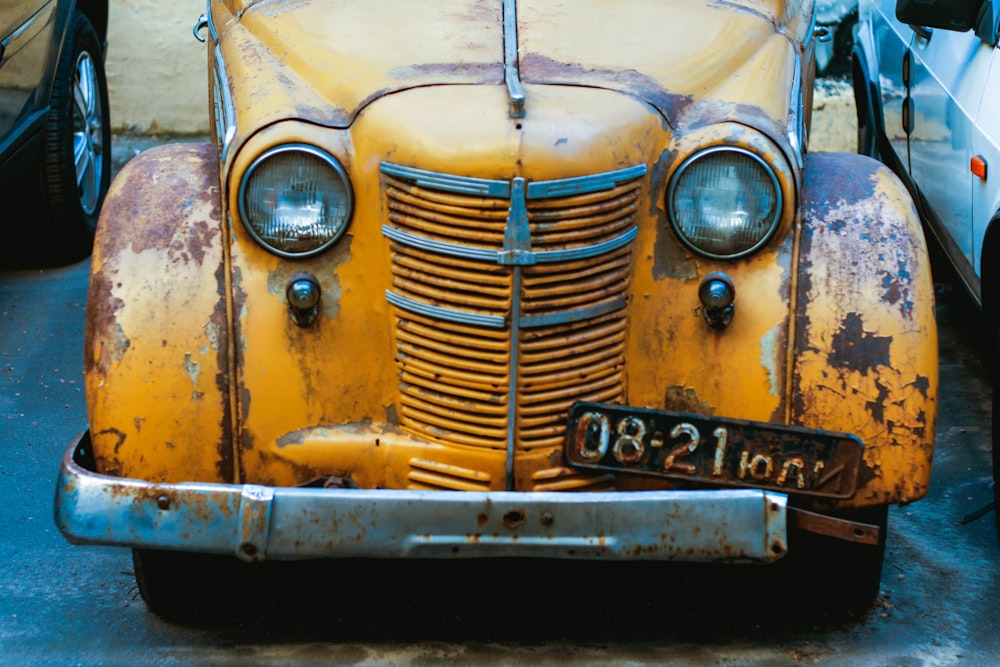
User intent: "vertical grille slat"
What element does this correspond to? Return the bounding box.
[382,162,643,483]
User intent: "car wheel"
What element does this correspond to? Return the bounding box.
[993,402,1000,538]
[132,549,241,619]
[786,505,888,615]
[2,11,111,267]
[992,327,1000,538]
[986,227,1000,539]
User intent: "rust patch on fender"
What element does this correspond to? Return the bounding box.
[793,153,936,506]
[663,386,715,415]
[212,262,235,483]
[85,272,128,375]
[96,144,221,261]
[829,313,891,375]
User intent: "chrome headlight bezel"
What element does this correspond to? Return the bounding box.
[238,143,354,258]
[667,145,784,260]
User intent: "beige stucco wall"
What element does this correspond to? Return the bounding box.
[106,1,209,134]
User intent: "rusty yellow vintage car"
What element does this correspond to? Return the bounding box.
[55,0,937,615]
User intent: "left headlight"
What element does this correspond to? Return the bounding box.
[667,146,782,259]
[238,144,353,257]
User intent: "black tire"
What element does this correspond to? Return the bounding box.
[2,11,111,267]
[785,505,889,615]
[993,410,1000,539]
[985,229,1000,539]
[992,327,1000,538]
[132,549,241,619]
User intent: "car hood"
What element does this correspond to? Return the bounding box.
[220,0,804,129]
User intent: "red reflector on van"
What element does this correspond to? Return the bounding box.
[971,155,988,180]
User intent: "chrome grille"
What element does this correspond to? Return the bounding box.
[407,458,494,491]
[396,311,510,449]
[382,162,644,484]
[517,310,628,448]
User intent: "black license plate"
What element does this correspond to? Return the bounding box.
[565,402,863,499]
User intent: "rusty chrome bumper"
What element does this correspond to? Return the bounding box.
[55,431,788,564]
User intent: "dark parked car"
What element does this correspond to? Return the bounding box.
[0,1,110,266]
[853,0,1000,529]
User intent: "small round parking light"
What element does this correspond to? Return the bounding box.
[698,271,736,329]
[285,272,322,327]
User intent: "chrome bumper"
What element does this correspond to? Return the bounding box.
[54,431,788,564]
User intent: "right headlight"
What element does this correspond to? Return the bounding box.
[238,144,353,258]
[667,146,782,259]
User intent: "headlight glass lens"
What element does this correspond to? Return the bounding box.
[669,147,781,259]
[239,145,353,257]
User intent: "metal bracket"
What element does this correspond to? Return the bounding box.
[788,507,881,545]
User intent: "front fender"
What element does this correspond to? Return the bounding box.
[793,153,937,507]
[85,143,235,483]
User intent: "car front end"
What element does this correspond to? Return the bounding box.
[56,0,937,613]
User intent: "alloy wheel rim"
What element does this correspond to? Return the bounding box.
[72,51,104,216]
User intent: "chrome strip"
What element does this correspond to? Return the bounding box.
[382,225,502,263]
[2,2,54,53]
[527,164,647,199]
[214,45,236,163]
[503,0,525,119]
[385,224,636,267]
[787,55,805,167]
[529,227,638,263]
[506,266,523,490]
[381,163,510,198]
[385,291,507,329]
[503,178,531,489]
[383,161,645,202]
[520,296,628,329]
[56,433,790,564]
[207,0,219,43]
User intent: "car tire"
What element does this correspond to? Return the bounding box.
[2,10,110,267]
[985,223,1000,539]
[785,505,888,615]
[992,327,1000,538]
[132,549,242,619]
[993,397,1000,538]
